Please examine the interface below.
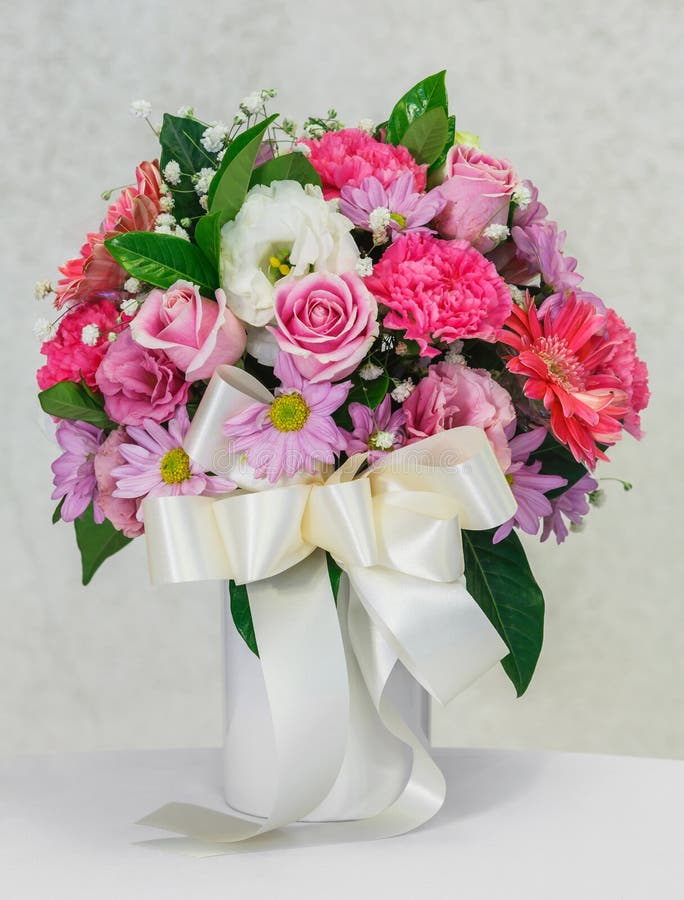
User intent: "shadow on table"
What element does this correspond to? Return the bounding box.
[424,747,547,829]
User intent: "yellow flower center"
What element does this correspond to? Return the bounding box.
[160,447,192,484]
[506,473,514,485]
[269,393,310,432]
[266,247,293,283]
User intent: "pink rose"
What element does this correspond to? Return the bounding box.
[93,428,144,538]
[270,272,378,383]
[434,146,518,252]
[131,280,246,381]
[402,362,515,470]
[95,329,190,426]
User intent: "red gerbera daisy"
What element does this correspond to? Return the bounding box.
[501,293,630,467]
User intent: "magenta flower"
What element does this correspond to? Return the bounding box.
[112,406,235,519]
[339,173,446,242]
[493,427,568,543]
[51,420,106,522]
[341,395,405,462]
[223,353,350,483]
[540,472,599,544]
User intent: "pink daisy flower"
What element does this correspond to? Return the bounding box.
[112,406,235,519]
[365,233,512,358]
[223,353,350,483]
[298,128,427,200]
[493,427,568,543]
[51,420,106,523]
[339,173,446,242]
[340,395,405,463]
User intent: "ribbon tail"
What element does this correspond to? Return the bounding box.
[137,549,350,850]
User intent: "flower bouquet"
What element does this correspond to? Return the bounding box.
[35,72,649,851]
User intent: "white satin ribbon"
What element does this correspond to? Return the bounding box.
[137,365,516,855]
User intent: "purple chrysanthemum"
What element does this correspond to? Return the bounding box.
[511,220,583,294]
[222,353,350,483]
[341,395,405,463]
[112,406,235,519]
[540,472,599,544]
[51,420,106,522]
[339,172,446,242]
[494,427,568,544]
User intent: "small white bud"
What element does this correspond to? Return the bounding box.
[80,324,100,346]
[129,99,152,119]
[359,363,383,381]
[391,379,415,402]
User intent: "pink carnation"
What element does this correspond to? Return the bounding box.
[93,428,144,538]
[37,298,127,391]
[55,160,161,309]
[95,329,190,426]
[366,233,512,357]
[299,128,427,200]
[595,309,650,439]
[402,362,516,470]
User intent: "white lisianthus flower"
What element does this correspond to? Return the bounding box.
[219,179,360,328]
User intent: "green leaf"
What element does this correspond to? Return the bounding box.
[463,529,544,697]
[159,113,216,227]
[39,381,114,429]
[105,232,219,295]
[74,503,132,586]
[249,153,322,190]
[428,114,456,176]
[528,433,589,499]
[400,107,450,166]
[194,211,223,271]
[229,580,259,657]
[208,115,278,224]
[326,553,343,605]
[52,497,65,524]
[386,71,448,147]
[333,371,390,430]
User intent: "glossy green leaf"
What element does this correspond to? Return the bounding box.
[528,433,589,499]
[428,114,456,175]
[74,503,132,586]
[159,113,216,227]
[208,115,277,224]
[400,107,450,166]
[39,381,114,430]
[105,232,218,295]
[194,211,223,271]
[463,528,545,697]
[386,71,448,147]
[229,580,259,657]
[249,153,322,190]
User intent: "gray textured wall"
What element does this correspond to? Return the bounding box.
[1,0,682,758]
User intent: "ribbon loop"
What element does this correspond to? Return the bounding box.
[213,485,314,584]
[302,479,377,569]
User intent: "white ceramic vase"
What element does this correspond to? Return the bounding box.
[222,583,429,822]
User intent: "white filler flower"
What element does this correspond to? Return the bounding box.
[219,180,359,327]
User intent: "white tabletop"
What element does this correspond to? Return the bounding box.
[1,746,682,899]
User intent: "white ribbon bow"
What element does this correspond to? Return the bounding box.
[137,365,516,855]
